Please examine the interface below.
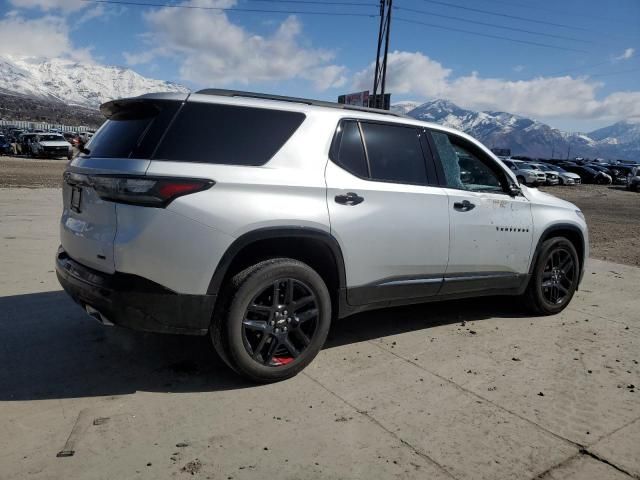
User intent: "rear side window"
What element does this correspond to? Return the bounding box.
[360,123,427,184]
[154,102,305,165]
[335,121,369,177]
[86,100,179,159]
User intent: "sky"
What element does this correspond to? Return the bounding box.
[1,0,639,132]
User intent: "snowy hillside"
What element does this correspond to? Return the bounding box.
[0,55,188,108]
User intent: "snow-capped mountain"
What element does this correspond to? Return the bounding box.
[401,99,639,160]
[0,55,189,108]
[390,101,422,116]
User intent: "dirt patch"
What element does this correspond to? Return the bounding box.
[540,184,640,266]
[0,156,66,188]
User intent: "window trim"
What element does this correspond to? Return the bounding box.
[329,118,439,187]
[426,129,514,195]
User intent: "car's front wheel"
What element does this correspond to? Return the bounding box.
[523,237,580,315]
[211,258,332,383]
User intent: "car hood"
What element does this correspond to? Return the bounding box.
[558,172,580,179]
[523,186,578,210]
[40,141,70,147]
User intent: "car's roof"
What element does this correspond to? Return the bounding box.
[120,90,468,137]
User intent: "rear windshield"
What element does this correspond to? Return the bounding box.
[153,102,306,166]
[84,100,180,159]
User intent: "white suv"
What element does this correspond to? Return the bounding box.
[56,90,588,382]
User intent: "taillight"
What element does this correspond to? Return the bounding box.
[88,175,214,207]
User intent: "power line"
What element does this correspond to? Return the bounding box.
[79,0,378,16]
[545,53,639,76]
[395,5,594,44]
[246,0,375,5]
[417,0,591,32]
[395,17,588,53]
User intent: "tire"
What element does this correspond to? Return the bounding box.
[523,237,580,315]
[517,175,526,185]
[558,178,565,186]
[211,258,332,383]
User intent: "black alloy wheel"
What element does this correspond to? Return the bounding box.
[524,237,580,315]
[540,247,575,305]
[242,278,319,367]
[211,258,332,383]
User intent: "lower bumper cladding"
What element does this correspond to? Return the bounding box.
[55,247,215,335]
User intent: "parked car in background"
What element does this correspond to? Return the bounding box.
[627,166,640,192]
[537,163,581,185]
[500,158,546,186]
[0,134,13,155]
[17,133,38,155]
[560,163,612,184]
[587,164,628,185]
[30,133,73,159]
[524,163,559,185]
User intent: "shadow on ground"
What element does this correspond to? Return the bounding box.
[0,290,527,401]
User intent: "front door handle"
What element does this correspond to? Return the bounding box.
[335,192,364,206]
[453,200,475,212]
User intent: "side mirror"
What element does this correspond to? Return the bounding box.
[508,183,521,197]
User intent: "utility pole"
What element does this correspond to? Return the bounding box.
[371,0,392,109]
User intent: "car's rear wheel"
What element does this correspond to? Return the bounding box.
[524,237,580,315]
[211,258,331,383]
[517,175,526,185]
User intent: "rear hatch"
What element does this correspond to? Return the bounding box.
[60,94,186,273]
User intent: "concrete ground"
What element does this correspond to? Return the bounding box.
[1,188,638,480]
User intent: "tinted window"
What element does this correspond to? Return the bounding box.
[431,131,503,193]
[155,102,305,165]
[360,123,427,184]
[336,121,368,177]
[86,100,179,159]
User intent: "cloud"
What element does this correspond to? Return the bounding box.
[513,65,525,73]
[124,0,347,90]
[0,14,92,61]
[8,0,87,12]
[615,47,635,61]
[353,50,640,122]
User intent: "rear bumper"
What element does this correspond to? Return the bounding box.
[55,247,215,335]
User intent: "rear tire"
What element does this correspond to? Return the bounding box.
[523,237,580,315]
[211,258,331,383]
[517,175,526,186]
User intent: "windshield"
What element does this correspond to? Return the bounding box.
[523,163,539,170]
[39,135,64,141]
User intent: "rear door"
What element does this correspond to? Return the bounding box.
[428,130,534,294]
[326,119,450,305]
[60,96,184,273]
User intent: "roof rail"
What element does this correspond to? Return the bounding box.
[194,88,403,117]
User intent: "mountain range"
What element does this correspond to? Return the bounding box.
[0,55,637,160]
[394,100,639,160]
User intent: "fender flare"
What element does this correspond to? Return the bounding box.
[528,223,586,281]
[206,226,347,296]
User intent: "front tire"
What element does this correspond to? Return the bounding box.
[211,258,331,383]
[523,237,580,315]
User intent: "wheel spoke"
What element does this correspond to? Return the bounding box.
[559,255,571,272]
[541,280,554,288]
[243,319,269,331]
[542,271,553,280]
[295,328,311,347]
[284,279,294,304]
[282,337,300,358]
[247,303,272,315]
[263,337,279,364]
[252,333,270,360]
[296,308,318,324]
[292,295,314,312]
[557,284,568,295]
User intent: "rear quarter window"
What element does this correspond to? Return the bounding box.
[153,102,306,165]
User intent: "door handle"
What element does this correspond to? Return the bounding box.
[453,200,475,212]
[335,192,364,206]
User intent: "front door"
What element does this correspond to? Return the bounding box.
[428,130,534,295]
[326,120,450,305]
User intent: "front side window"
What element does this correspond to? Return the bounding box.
[431,131,504,193]
[360,122,427,185]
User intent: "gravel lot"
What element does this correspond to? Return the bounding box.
[0,188,639,480]
[2,155,638,265]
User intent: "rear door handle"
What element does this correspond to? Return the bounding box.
[453,200,475,212]
[335,192,364,206]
